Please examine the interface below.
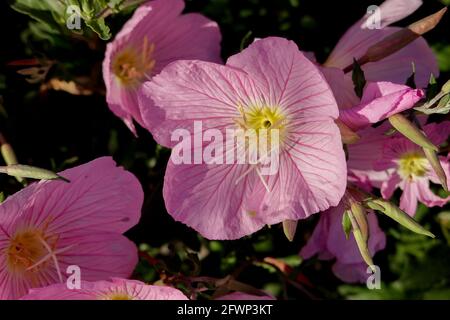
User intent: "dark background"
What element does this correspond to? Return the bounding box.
[1,0,449,299]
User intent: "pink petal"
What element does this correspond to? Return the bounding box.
[57,232,138,282]
[332,261,371,284]
[319,67,359,110]
[339,82,424,131]
[9,157,143,234]
[103,0,222,133]
[325,0,437,89]
[21,278,188,300]
[381,172,402,199]
[416,178,450,208]
[262,123,347,220]
[301,202,386,283]
[227,37,339,119]
[139,60,258,148]
[399,181,419,216]
[163,159,267,240]
[423,121,450,147]
[428,155,450,190]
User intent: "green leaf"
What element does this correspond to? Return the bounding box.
[352,58,366,98]
[84,17,111,40]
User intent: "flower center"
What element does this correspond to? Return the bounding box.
[101,292,135,300]
[397,152,429,180]
[239,106,285,133]
[112,38,156,87]
[6,229,51,273]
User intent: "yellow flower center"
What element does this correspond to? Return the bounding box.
[6,229,53,274]
[239,105,286,133]
[101,292,135,300]
[112,38,156,87]
[397,152,429,180]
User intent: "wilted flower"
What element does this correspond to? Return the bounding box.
[103,0,222,134]
[0,157,143,299]
[21,278,187,300]
[139,37,347,239]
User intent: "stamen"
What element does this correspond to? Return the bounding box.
[26,235,76,283]
[256,168,271,192]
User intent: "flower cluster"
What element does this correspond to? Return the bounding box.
[1,0,449,299]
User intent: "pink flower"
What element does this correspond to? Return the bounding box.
[315,0,437,129]
[339,82,424,131]
[103,0,222,134]
[300,200,386,283]
[348,121,450,216]
[21,278,187,300]
[0,157,143,299]
[138,37,347,240]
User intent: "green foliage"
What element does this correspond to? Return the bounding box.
[9,0,136,41]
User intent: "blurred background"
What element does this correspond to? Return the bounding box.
[0,0,449,299]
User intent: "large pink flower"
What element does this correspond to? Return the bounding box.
[315,0,437,129]
[348,121,450,216]
[139,37,347,240]
[0,157,143,299]
[300,200,386,283]
[103,0,222,134]
[21,278,187,300]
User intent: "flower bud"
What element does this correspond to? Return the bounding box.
[388,114,438,151]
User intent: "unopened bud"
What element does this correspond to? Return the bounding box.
[388,114,438,151]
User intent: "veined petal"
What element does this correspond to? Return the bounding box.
[140,60,260,148]
[339,82,424,131]
[0,157,143,235]
[227,37,339,119]
[163,158,267,240]
[399,180,419,216]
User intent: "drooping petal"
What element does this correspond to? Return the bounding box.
[428,155,450,190]
[416,178,450,208]
[339,82,424,130]
[332,261,371,284]
[381,172,402,199]
[399,180,419,216]
[300,202,386,283]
